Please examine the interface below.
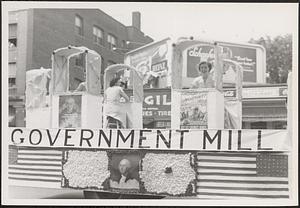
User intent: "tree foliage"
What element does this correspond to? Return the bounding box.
[249,34,292,83]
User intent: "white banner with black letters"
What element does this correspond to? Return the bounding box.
[9,128,291,151]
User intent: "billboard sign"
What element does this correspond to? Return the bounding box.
[185,42,263,84]
[125,39,171,88]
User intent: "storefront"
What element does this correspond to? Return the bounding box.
[240,84,287,129]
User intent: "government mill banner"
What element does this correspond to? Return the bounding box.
[8,128,291,199]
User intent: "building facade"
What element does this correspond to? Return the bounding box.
[8,9,153,127]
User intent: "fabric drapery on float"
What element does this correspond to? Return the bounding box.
[52,46,102,95]
[224,100,242,129]
[223,59,243,129]
[26,68,51,109]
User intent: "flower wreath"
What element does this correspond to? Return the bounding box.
[62,150,110,189]
[140,152,196,196]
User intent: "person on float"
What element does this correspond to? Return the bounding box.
[104,77,129,128]
[191,61,215,88]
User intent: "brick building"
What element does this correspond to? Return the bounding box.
[8,9,153,127]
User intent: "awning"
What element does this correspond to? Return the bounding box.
[242,106,287,122]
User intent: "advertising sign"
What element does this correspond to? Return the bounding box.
[180,91,208,129]
[224,86,288,99]
[143,89,171,120]
[59,95,81,128]
[186,44,257,82]
[125,39,170,88]
[243,86,288,99]
[221,44,257,82]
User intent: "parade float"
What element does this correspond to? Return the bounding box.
[8,37,293,199]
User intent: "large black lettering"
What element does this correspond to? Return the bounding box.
[139,130,151,148]
[156,130,171,148]
[98,130,112,147]
[64,129,76,146]
[11,128,24,144]
[237,130,251,150]
[46,129,61,146]
[80,129,93,147]
[257,130,272,150]
[203,130,221,150]
[29,129,42,145]
[228,130,232,150]
[116,130,135,148]
[176,130,189,149]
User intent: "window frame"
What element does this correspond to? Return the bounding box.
[93,26,104,46]
[9,77,16,88]
[107,34,117,50]
[75,15,84,36]
[9,23,17,48]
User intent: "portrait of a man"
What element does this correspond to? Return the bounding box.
[59,95,81,128]
[109,155,140,190]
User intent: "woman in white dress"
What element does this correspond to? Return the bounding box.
[104,77,129,128]
[191,61,215,88]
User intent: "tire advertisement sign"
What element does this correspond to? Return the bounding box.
[143,89,171,120]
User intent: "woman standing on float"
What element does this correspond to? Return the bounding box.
[104,77,129,128]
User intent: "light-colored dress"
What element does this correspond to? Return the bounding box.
[192,75,215,88]
[104,86,126,127]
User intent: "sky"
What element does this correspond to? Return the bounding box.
[3,2,298,43]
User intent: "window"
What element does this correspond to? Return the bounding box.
[9,38,17,48]
[93,26,104,45]
[75,54,84,67]
[9,78,16,88]
[9,24,17,48]
[9,105,16,127]
[107,34,117,50]
[250,122,267,129]
[273,121,287,129]
[75,15,83,36]
[107,60,116,66]
[9,62,17,78]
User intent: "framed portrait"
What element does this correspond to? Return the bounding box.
[59,95,82,128]
[107,150,143,193]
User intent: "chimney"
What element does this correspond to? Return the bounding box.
[132,11,141,30]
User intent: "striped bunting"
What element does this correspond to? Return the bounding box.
[8,145,63,188]
[196,152,289,199]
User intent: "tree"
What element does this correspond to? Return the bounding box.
[249,34,292,84]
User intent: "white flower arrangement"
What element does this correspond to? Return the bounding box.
[140,153,195,195]
[63,150,110,188]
